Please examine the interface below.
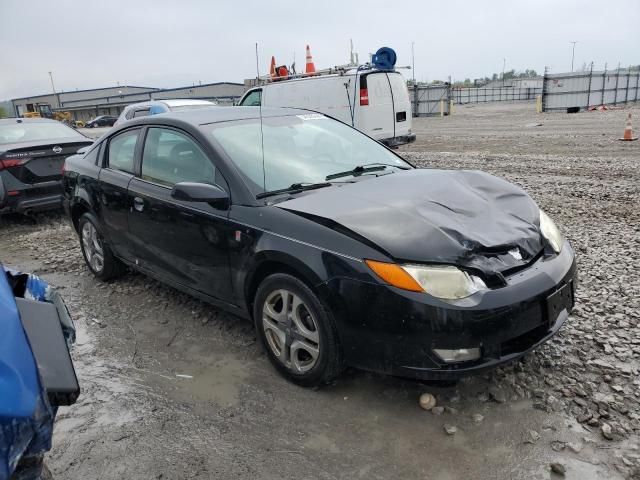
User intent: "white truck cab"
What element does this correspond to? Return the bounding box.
[238,68,416,147]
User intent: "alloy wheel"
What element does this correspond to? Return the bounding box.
[262,289,320,373]
[81,221,105,273]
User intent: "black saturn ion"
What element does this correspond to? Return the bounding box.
[62,107,576,386]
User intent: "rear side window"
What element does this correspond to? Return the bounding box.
[240,90,261,106]
[107,129,139,173]
[133,109,150,118]
[141,128,215,187]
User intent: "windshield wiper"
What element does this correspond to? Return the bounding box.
[256,182,332,199]
[325,163,409,181]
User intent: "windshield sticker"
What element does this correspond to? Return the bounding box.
[296,114,327,121]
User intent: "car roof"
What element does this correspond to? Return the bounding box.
[0,117,59,125]
[163,99,215,107]
[124,99,215,111]
[129,106,314,126]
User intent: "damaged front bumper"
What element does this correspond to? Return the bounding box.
[325,241,577,380]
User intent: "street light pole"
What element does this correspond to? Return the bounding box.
[570,41,578,72]
[411,41,415,85]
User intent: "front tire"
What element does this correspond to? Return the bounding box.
[78,213,125,280]
[254,273,343,387]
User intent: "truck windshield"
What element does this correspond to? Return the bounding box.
[0,122,84,145]
[206,114,411,196]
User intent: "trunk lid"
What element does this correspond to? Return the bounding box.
[0,141,93,184]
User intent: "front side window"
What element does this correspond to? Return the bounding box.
[141,128,215,187]
[206,114,409,195]
[240,90,261,106]
[107,129,139,173]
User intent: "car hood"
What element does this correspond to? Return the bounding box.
[276,169,544,275]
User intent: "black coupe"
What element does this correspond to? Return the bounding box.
[62,107,576,386]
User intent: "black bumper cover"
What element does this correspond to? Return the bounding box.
[324,244,577,380]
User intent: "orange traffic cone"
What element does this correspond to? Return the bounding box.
[305,45,316,74]
[619,113,638,141]
[270,56,277,79]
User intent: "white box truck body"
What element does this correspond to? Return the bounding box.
[238,69,415,147]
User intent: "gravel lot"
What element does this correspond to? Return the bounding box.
[1,102,639,479]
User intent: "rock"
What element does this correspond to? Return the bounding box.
[419,393,437,411]
[477,392,490,402]
[431,406,445,416]
[443,424,457,435]
[488,386,507,403]
[444,406,458,415]
[524,430,540,444]
[601,423,614,440]
[550,462,566,476]
[567,442,583,453]
[589,359,614,370]
[472,414,484,424]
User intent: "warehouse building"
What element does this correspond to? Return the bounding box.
[10,82,246,121]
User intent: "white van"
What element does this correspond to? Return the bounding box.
[238,69,415,147]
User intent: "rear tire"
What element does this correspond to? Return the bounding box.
[254,273,343,387]
[78,213,125,281]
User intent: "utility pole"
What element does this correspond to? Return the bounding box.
[570,41,578,72]
[48,71,60,108]
[502,58,506,86]
[411,41,415,85]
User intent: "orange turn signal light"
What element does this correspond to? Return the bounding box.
[365,260,424,292]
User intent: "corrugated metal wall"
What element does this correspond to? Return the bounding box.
[542,68,640,112]
[408,85,450,116]
[451,87,541,104]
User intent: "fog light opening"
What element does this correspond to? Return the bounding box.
[434,347,481,363]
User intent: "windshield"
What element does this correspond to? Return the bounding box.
[0,122,85,145]
[206,114,411,195]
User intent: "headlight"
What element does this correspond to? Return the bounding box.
[365,260,487,299]
[539,210,564,253]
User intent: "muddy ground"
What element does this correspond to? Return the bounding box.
[2,102,639,479]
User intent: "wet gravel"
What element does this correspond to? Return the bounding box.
[1,103,639,479]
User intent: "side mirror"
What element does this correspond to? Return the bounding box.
[171,182,229,209]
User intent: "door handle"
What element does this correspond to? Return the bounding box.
[133,196,145,212]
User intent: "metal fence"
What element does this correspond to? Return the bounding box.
[409,84,543,116]
[409,84,451,116]
[451,87,541,104]
[541,67,640,112]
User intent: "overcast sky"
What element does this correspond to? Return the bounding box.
[2,0,639,100]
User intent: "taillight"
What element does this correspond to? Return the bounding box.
[360,88,369,106]
[0,159,25,170]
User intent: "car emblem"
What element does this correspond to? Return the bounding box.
[52,146,62,154]
[508,248,523,260]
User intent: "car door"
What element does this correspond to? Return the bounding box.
[96,128,141,261]
[127,126,233,301]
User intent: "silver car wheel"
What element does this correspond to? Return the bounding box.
[81,221,104,273]
[262,289,320,373]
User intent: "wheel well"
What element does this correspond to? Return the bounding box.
[245,260,317,319]
[71,203,89,232]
